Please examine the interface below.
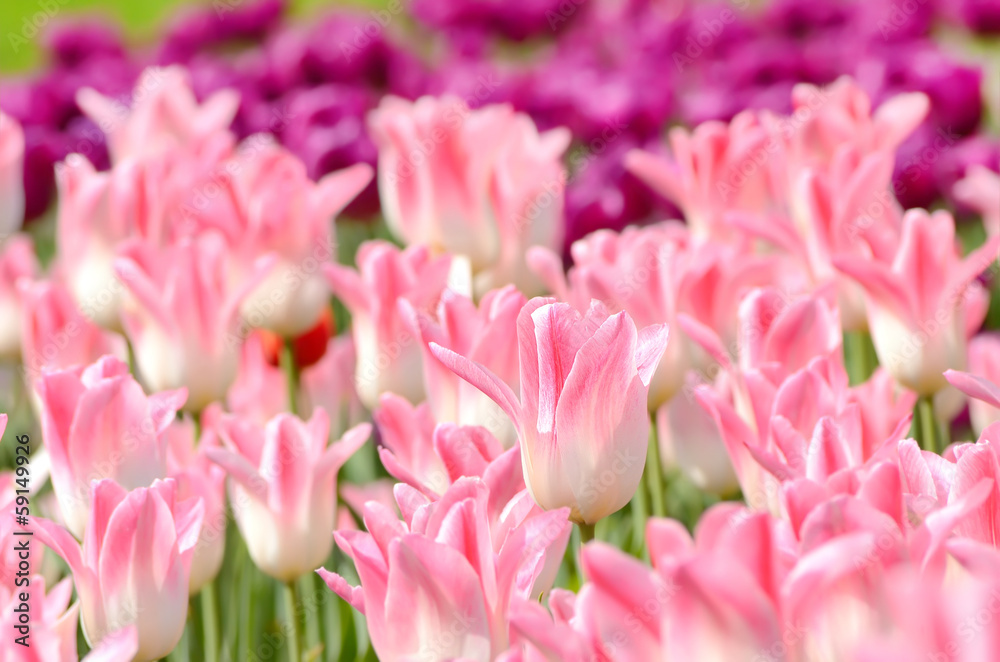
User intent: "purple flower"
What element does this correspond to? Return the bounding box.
[280,84,380,217]
[409,0,572,41]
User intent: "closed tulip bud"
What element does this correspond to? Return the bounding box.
[208,409,370,582]
[369,95,570,298]
[324,241,451,409]
[431,297,669,524]
[836,209,1000,396]
[33,479,204,662]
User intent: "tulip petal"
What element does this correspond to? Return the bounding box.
[429,342,522,430]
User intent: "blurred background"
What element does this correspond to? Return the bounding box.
[1,0,998,257]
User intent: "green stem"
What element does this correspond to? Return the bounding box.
[918,396,938,455]
[645,424,667,519]
[578,522,596,544]
[630,477,648,559]
[844,331,865,385]
[200,582,219,662]
[282,581,301,662]
[299,573,321,655]
[280,339,300,416]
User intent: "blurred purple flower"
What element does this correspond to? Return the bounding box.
[410,0,572,41]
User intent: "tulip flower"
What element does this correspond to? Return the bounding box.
[319,477,571,662]
[0,111,24,237]
[368,95,571,297]
[213,143,372,336]
[403,285,525,447]
[33,479,204,662]
[324,240,452,409]
[625,110,778,240]
[115,233,274,413]
[0,234,37,359]
[19,279,128,400]
[953,165,999,238]
[208,409,370,582]
[37,355,185,538]
[836,209,1000,395]
[76,65,239,163]
[430,297,669,524]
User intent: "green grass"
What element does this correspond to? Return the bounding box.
[0,0,388,74]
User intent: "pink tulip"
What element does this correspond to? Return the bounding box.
[532,223,698,410]
[625,111,779,240]
[319,477,571,661]
[0,234,37,359]
[36,355,185,538]
[205,143,372,336]
[324,240,452,409]
[430,297,669,524]
[33,479,204,661]
[208,410,370,582]
[0,111,24,237]
[77,66,238,164]
[165,416,227,594]
[836,209,1000,395]
[115,233,274,412]
[778,78,928,177]
[368,95,571,297]
[954,165,1000,238]
[19,279,127,397]
[756,149,903,331]
[404,285,525,447]
[299,334,367,440]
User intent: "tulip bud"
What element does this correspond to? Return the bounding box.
[115,234,274,413]
[208,409,370,582]
[836,209,1000,396]
[324,241,451,409]
[369,95,570,298]
[431,297,669,524]
[34,479,204,662]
